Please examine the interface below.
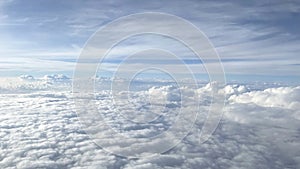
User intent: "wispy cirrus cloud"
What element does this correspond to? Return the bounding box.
[0,0,299,82]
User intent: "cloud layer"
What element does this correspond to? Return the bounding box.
[0,0,299,81]
[0,78,299,168]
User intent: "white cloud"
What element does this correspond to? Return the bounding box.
[1,0,300,78]
[0,78,299,168]
[229,86,300,110]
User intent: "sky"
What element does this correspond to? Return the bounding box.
[0,0,299,83]
[0,1,300,168]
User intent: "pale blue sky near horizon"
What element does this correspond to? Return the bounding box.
[0,0,299,83]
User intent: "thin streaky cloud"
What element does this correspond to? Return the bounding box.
[0,0,298,82]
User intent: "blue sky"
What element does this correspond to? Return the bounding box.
[0,0,299,83]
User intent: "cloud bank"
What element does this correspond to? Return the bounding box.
[0,78,299,168]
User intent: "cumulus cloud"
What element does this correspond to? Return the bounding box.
[42,74,70,82]
[229,86,300,110]
[0,75,71,93]
[0,79,299,168]
[19,74,35,81]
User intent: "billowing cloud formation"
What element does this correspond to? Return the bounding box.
[0,75,71,93]
[0,78,299,168]
[229,86,300,110]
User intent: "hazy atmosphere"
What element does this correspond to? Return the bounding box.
[0,0,299,169]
